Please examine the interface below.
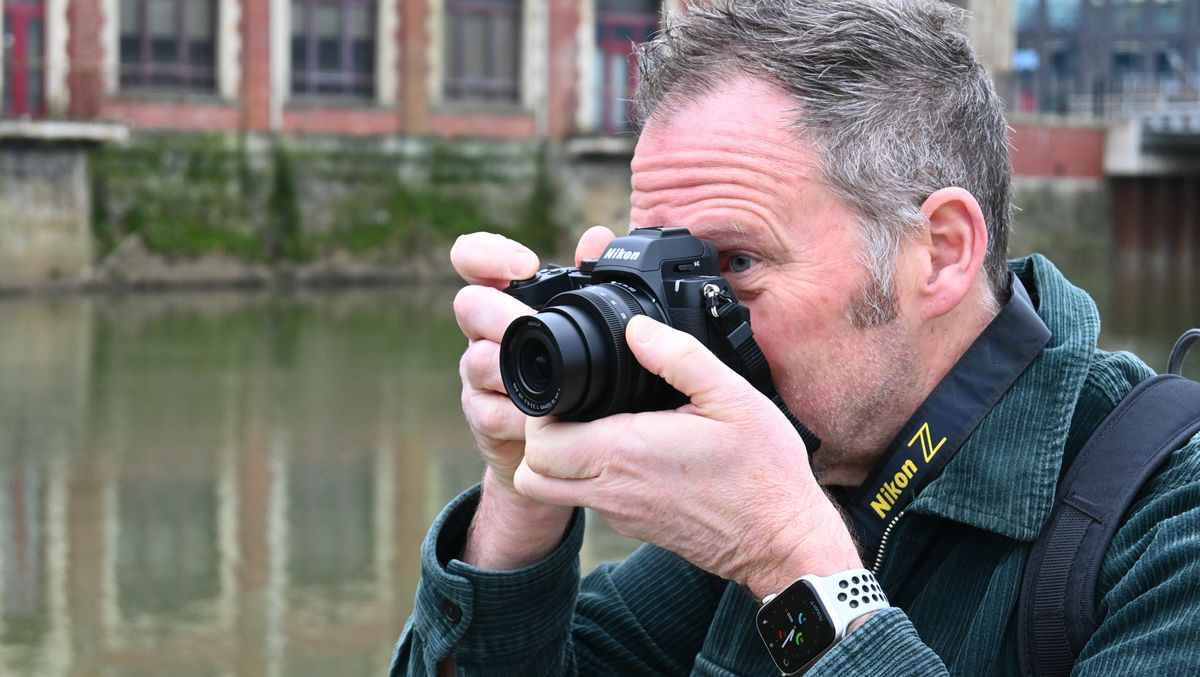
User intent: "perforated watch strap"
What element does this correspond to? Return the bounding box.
[804,569,890,637]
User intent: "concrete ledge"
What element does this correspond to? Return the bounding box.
[0,120,129,144]
[565,135,637,158]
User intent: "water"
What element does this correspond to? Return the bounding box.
[0,253,1196,676]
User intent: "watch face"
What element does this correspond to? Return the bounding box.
[756,582,836,673]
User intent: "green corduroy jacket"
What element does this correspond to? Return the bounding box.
[391,255,1200,675]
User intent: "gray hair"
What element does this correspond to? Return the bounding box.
[634,0,1012,326]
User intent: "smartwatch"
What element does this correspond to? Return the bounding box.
[755,568,890,675]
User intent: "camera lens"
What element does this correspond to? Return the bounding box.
[518,336,553,395]
[500,282,671,420]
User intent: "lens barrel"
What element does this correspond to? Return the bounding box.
[500,282,668,420]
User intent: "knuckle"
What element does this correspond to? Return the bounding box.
[523,446,544,475]
[450,232,485,265]
[676,331,706,359]
[468,341,500,380]
[478,397,516,436]
[452,285,477,324]
[458,349,472,382]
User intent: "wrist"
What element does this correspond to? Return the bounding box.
[747,505,863,601]
[460,468,573,570]
[846,610,879,635]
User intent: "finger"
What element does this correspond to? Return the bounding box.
[462,390,526,442]
[523,416,616,480]
[451,232,541,287]
[513,458,595,508]
[460,340,504,393]
[454,285,534,343]
[575,226,617,266]
[624,315,757,413]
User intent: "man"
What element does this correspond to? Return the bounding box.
[392,1,1200,674]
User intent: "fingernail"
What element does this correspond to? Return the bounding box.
[509,251,539,279]
[629,316,660,344]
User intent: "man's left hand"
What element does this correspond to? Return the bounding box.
[513,315,864,599]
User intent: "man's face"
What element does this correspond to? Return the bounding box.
[630,77,922,485]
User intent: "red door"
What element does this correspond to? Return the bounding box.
[3,0,47,117]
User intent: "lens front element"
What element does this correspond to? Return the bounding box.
[500,283,667,420]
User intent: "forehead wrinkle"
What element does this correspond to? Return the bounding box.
[633,190,782,235]
[631,145,811,191]
[631,163,802,199]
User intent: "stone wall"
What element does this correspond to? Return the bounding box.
[0,142,93,288]
[85,133,571,288]
[1009,177,1112,261]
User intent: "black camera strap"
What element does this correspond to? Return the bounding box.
[840,275,1051,561]
[704,286,824,453]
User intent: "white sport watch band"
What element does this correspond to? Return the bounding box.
[798,568,890,639]
[757,568,891,675]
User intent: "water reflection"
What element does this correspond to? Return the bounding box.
[0,289,538,677]
[0,255,1195,675]
[1053,254,1200,379]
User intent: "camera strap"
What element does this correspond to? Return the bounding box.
[704,286,824,453]
[839,275,1051,561]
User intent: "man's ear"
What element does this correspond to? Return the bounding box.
[915,187,989,320]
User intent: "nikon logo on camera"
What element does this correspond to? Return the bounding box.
[602,247,641,262]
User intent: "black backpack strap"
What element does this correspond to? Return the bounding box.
[1017,374,1200,677]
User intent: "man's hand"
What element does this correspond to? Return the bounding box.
[450,227,615,569]
[514,315,863,598]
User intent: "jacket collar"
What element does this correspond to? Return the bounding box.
[906,255,1100,542]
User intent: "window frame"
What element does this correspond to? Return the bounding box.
[289,0,378,101]
[443,0,522,104]
[118,0,218,93]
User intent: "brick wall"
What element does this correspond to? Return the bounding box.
[547,0,580,140]
[241,0,272,131]
[66,0,104,119]
[1010,123,1106,179]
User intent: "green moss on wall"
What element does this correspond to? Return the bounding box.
[90,134,565,264]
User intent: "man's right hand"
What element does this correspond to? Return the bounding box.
[449,227,615,569]
[451,232,540,489]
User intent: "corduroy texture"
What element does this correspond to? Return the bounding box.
[392,255,1200,675]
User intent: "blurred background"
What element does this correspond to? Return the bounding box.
[0,0,1197,674]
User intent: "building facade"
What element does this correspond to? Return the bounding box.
[1015,0,1200,116]
[0,0,683,138]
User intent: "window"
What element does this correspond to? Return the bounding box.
[1016,0,1040,30]
[1154,0,1185,31]
[1046,0,1081,30]
[595,0,660,133]
[291,0,376,99]
[1113,43,1147,92]
[1110,0,1143,32]
[444,0,521,103]
[119,0,217,92]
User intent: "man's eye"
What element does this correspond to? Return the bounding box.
[728,254,756,273]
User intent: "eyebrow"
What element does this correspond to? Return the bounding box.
[686,222,776,250]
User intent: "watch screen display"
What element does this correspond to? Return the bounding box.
[756,582,836,673]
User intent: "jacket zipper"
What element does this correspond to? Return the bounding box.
[871,510,906,573]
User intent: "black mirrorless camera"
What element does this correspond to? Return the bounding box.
[499,227,750,422]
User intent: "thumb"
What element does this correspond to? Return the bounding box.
[625,315,756,413]
[575,226,617,266]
